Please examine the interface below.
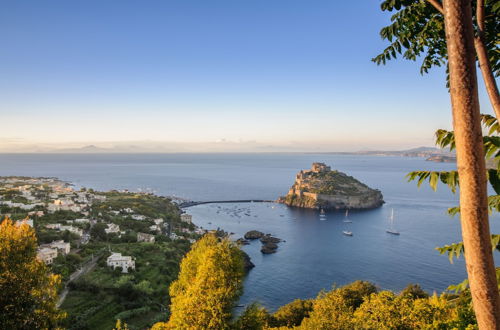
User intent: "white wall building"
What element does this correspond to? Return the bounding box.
[42,240,71,254]
[15,219,33,227]
[137,232,155,243]
[105,223,120,234]
[106,252,135,273]
[59,225,83,237]
[180,214,192,224]
[37,247,58,264]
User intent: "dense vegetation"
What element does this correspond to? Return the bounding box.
[0,217,65,329]
[152,234,244,329]
[62,240,191,330]
[306,171,372,196]
[144,234,481,329]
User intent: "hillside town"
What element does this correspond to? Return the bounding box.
[0,176,208,328]
[0,176,203,265]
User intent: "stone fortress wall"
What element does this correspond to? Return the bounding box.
[283,162,383,210]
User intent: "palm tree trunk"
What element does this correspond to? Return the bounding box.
[442,0,500,328]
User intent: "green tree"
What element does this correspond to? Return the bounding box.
[269,299,313,328]
[152,234,244,330]
[233,303,270,330]
[298,281,377,330]
[352,291,454,329]
[0,217,66,329]
[374,0,500,118]
[113,319,130,330]
[90,222,108,241]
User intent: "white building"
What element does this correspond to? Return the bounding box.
[131,214,146,221]
[180,214,192,224]
[15,219,33,227]
[47,199,83,213]
[37,247,58,264]
[1,201,41,210]
[149,224,161,232]
[105,223,120,234]
[40,240,71,255]
[59,225,83,237]
[106,253,135,273]
[153,218,164,225]
[169,232,180,240]
[46,223,61,230]
[74,218,90,224]
[137,232,155,243]
[28,210,44,217]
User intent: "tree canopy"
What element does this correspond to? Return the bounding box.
[373,0,499,77]
[0,217,65,329]
[152,234,244,330]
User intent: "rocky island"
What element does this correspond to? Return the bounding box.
[278,163,384,210]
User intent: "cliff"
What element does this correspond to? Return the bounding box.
[278,163,384,210]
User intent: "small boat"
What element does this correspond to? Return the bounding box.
[386,208,400,235]
[319,208,326,220]
[343,231,353,236]
[343,209,352,223]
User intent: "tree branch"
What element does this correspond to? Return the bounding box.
[474,38,500,120]
[474,0,500,119]
[426,0,444,15]
[477,0,485,32]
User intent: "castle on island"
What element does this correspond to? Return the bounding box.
[281,162,384,210]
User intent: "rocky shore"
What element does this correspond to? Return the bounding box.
[278,162,384,210]
[242,230,282,254]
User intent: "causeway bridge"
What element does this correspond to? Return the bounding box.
[179,199,275,208]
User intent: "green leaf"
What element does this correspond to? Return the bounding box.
[429,172,438,191]
[488,169,500,194]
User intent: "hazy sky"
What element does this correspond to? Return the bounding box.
[0,1,495,152]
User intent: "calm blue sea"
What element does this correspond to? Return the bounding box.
[1,153,498,311]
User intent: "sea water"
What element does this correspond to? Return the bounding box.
[1,153,498,310]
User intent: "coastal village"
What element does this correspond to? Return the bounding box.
[0,176,204,329]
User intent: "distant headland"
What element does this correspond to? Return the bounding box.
[278,163,384,210]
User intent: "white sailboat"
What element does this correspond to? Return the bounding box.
[319,208,326,220]
[386,208,400,235]
[343,209,352,223]
[343,209,353,236]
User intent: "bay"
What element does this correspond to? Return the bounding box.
[0,153,497,311]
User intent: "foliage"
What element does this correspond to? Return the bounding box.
[233,303,270,330]
[51,253,84,281]
[352,291,455,329]
[91,223,108,242]
[156,234,244,329]
[0,217,66,329]
[406,114,500,262]
[297,281,377,329]
[305,171,372,196]
[269,299,313,328]
[399,283,430,299]
[61,240,189,330]
[373,0,500,80]
[113,319,130,330]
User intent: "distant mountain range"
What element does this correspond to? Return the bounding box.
[0,143,458,157]
[316,146,455,158]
